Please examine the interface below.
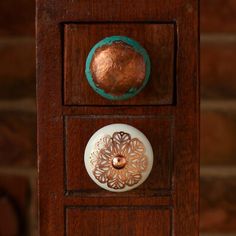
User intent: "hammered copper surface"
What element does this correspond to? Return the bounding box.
[90,131,148,190]
[90,41,146,96]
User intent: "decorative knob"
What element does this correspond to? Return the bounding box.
[85,36,151,100]
[84,124,153,192]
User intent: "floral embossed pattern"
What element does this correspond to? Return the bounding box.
[90,131,148,190]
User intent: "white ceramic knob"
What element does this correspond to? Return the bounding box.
[84,124,153,192]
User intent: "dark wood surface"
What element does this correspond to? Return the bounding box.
[65,115,173,195]
[64,23,175,105]
[66,207,171,236]
[37,0,199,235]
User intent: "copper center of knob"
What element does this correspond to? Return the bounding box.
[112,154,127,169]
[90,41,146,96]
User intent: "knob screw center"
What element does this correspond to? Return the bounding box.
[112,154,127,169]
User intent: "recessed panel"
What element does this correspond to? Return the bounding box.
[65,115,174,196]
[64,23,175,105]
[66,207,171,236]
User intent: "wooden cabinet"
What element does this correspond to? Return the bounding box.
[66,207,171,235]
[37,1,199,235]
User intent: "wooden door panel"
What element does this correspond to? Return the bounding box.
[66,207,171,236]
[65,115,173,196]
[37,0,199,235]
[64,23,175,105]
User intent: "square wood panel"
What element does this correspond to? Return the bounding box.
[66,207,171,236]
[64,23,176,105]
[64,115,174,196]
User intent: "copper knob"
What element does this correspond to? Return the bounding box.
[112,154,127,169]
[85,36,151,100]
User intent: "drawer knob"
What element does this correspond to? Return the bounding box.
[85,36,151,100]
[84,124,153,192]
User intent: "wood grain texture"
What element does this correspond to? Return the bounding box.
[65,115,173,196]
[66,207,171,236]
[37,0,199,235]
[64,23,175,105]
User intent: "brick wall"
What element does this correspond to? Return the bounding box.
[0,1,235,235]
[200,1,236,235]
[0,1,36,235]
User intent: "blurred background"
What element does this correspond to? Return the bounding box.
[0,0,235,235]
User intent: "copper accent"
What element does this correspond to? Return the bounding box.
[90,41,146,96]
[90,131,148,190]
[112,155,127,169]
